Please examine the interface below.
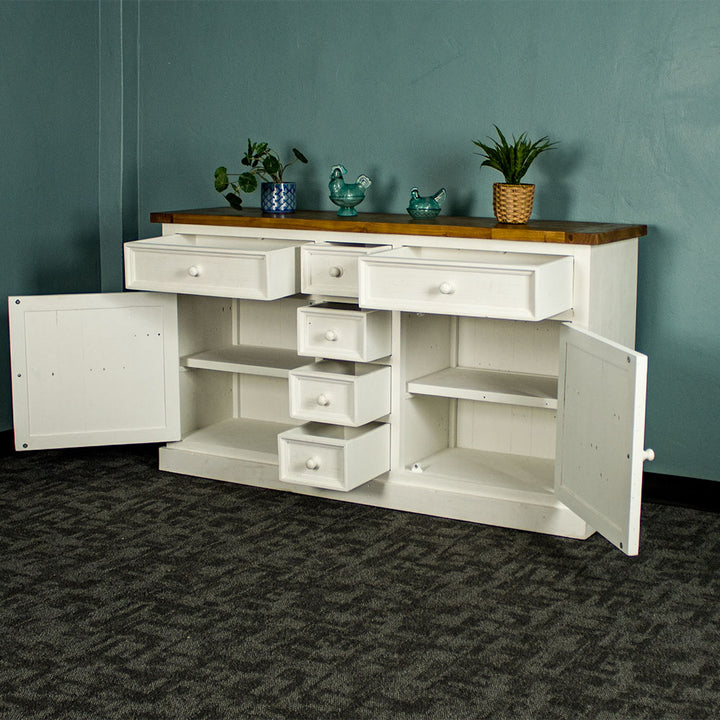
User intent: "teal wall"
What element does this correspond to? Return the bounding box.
[0,0,101,432]
[2,0,719,481]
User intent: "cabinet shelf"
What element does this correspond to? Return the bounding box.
[181,345,306,378]
[407,367,558,409]
[401,447,556,500]
[170,418,298,464]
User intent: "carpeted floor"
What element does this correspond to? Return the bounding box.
[1,442,719,719]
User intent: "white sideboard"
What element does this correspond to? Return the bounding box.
[8,209,653,555]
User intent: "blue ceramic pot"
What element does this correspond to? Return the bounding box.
[261,182,296,213]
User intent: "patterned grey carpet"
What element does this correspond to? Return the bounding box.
[1,442,719,720]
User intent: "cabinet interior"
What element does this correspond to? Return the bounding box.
[399,312,560,498]
[173,294,306,463]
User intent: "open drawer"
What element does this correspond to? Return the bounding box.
[301,243,391,298]
[278,422,390,492]
[297,303,391,362]
[358,246,573,321]
[124,233,302,300]
[289,360,391,426]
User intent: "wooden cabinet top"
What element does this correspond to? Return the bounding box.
[150,207,647,246]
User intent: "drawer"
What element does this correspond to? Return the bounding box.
[297,303,392,361]
[289,361,391,426]
[124,233,301,300]
[301,243,391,298]
[278,422,390,491]
[358,247,573,321]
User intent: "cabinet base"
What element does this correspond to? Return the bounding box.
[159,446,594,541]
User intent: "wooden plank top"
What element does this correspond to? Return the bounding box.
[150,207,647,245]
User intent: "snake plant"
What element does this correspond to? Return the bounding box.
[473,126,556,185]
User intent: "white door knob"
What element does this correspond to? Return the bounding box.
[187,266,200,277]
[439,281,455,295]
[642,448,655,462]
[324,329,338,341]
[328,265,344,278]
[316,394,331,406]
[305,457,321,470]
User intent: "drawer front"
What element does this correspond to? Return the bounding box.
[289,362,391,426]
[358,248,573,321]
[297,305,392,361]
[124,237,299,300]
[291,374,354,425]
[281,435,345,489]
[301,244,391,298]
[278,422,391,492]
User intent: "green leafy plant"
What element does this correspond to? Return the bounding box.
[473,126,557,185]
[214,139,309,210]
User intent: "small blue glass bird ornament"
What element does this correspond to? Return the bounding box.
[329,164,372,216]
[407,187,446,219]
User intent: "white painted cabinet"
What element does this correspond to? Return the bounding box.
[7,210,653,555]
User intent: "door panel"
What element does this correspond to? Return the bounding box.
[555,324,650,555]
[9,292,180,450]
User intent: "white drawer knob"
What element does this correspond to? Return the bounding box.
[187,266,200,277]
[324,329,338,341]
[439,281,455,295]
[643,448,655,462]
[316,394,331,406]
[328,265,344,278]
[305,457,321,470]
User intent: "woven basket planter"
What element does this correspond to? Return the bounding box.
[493,183,535,224]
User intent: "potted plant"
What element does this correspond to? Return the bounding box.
[473,126,557,224]
[214,139,309,213]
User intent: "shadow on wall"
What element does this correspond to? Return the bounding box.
[366,165,398,214]
[31,232,100,296]
[629,223,715,477]
[446,190,476,218]
[534,143,583,220]
[643,331,720,480]
[295,163,321,211]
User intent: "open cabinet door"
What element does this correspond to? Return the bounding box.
[555,324,652,555]
[9,292,180,451]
